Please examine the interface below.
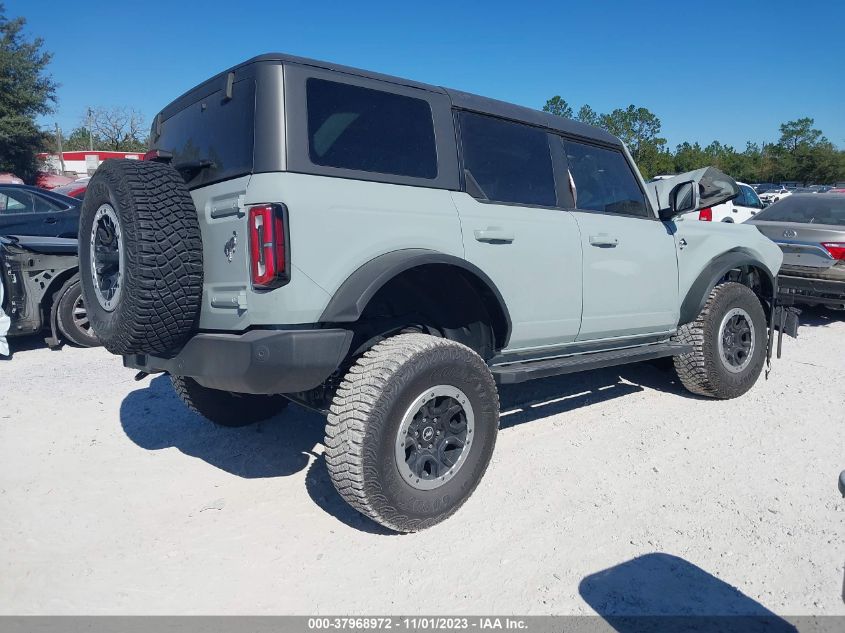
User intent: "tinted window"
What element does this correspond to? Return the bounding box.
[755,195,845,226]
[459,112,556,206]
[0,190,33,214]
[740,185,762,208]
[155,81,255,188]
[564,140,648,217]
[306,79,437,179]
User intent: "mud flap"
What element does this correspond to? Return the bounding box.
[765,293,801,378]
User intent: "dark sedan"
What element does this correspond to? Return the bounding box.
[748,194,845,309]
[0,184,80,238]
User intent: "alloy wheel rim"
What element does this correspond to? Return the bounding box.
[718,307,755,373]
[395,385,475,491]
[89,204,123,312]
[71,294,95,338]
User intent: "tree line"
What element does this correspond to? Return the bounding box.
[543,96,845,184]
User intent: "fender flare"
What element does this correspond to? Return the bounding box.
[319,249,512,346]
[679,250,776,326]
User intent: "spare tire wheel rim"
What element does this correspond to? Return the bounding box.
[718,307,755,373]
[395,385,475,491]
[89,204,124,312]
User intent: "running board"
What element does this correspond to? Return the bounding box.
[491,342,693,385]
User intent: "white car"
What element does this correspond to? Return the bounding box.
[759,186,791,206]
[649,177,764,223]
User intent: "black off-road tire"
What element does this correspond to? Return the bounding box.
[55,280,100,347]
[324,333,499,533]
[673,282,767,399]
[78,159,203,357]
[171,376,289,427]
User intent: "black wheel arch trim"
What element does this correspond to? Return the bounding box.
[679,250,777,326]
[318,249,512,348]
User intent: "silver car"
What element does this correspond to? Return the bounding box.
[748,193,845,309]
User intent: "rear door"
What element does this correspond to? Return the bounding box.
[452,111,583,352]
[562,139,679,341]
[0,188,44,235]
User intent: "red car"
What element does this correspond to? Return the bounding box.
[35,171,74,190]
[52,177,90,200]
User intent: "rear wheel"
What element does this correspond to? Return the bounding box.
[673,282,767,399]
[324,333,499,532]
[56,280,100,347]
[171,376,288,427]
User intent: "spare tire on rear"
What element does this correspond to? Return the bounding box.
[78,159,203,357]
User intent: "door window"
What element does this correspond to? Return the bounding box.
[563,140,649,217]
[740,185,763,209]
[459,111,557,207]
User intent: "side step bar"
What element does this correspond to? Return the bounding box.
[491,342,693,385]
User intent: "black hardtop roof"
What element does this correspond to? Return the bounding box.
[158,52,621,147]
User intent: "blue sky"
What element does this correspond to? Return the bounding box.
[13,0,845,150]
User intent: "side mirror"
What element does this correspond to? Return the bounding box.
[659,180,698,221]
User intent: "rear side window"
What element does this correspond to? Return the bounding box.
[306,78,437,179]
[459,112,556,206]
[564,140,649,217]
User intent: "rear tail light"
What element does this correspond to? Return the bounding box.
[248,204,290,288]
[822,242,845,260]
[698,207,713,221]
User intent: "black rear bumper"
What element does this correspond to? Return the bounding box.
[778,274,845,307]
[124,328,353,394]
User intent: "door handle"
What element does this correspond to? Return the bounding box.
[44,217,58,224]
[588,235,619,248]
[474,227,514,243]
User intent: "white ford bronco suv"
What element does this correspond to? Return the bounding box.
[79,53,792,532]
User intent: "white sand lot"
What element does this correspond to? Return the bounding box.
[1,308,843,616]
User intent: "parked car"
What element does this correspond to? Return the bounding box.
[52,177,90,200]
[35,171,74,190]
[684,181,764,223]
[78,53,788,533]
[759,186,791,206]
[808,185,834,194]
[748,194,845,309]
[0,184,80,238]
[0,235,99,347]
[755,183,779,194]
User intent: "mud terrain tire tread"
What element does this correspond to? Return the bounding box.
[324,333,499,533]
[79,159,203,357]
[673,282,766,399]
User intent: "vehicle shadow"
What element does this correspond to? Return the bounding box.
[797,304,843,328]
[120,375,324,479]
[498,359,700,429]
[120,361,700,534]
[579,553,796,632]
[4,334,53,356]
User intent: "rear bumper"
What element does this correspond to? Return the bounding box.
[778,274,845,307]
[124,328,353,394]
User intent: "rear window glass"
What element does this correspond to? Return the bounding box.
[755,195,845,226]
[306,78,437,179]
[564,140,648,217]
[459,112,556,206]
[155,81,256,187]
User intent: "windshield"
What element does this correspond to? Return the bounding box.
[754,195,845,226]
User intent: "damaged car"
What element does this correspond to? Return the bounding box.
[0,235,99,349]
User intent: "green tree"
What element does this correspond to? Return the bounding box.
[62,126,100,151]
[542,95,573,119]
[575,104,599,126]
[0,3,57,182]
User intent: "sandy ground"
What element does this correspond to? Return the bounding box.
[0,307,843,617]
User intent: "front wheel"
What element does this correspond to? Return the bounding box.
[324,334,499,532]
[673,282,767,399]
[56,280,100,347]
